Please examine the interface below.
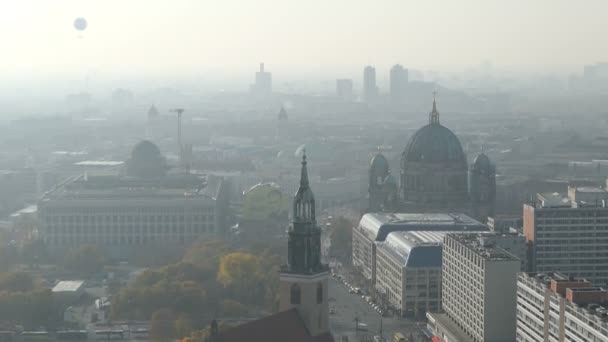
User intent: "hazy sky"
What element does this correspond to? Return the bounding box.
[1,0,607,77]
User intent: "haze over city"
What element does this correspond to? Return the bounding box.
[1,1,608,342]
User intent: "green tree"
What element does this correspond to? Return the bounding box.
[64,245,105,275]
[20,238,48,266]
[149,309,176,342]
[329,216,353,264]
[0,272,37,292]
[220,299,248,317]
[217,252,279,308]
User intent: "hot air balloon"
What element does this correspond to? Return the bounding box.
[73,17,88,31]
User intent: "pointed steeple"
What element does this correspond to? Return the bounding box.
[300,149,309,187]
[294,150,315,223]
[429,91,440,124]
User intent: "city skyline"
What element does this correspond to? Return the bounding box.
[2,0,608,78]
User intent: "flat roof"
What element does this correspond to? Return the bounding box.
[75,161,124,167]
[537,192,571,208]
[358,213,487,241]
[447,233,520,261]
[52,280,84,293]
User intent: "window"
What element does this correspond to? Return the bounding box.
[290,284,301,305]
[317,283,323,304]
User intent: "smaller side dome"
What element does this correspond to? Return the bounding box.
[148,105,159,119]
[370,153,389,175]
[472,153,492,172]
[278,106,288,120]
[126,140,167,178]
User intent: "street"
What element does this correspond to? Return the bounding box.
[328,277,421,341]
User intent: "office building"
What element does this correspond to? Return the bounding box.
[390,64,408,105]
[363,65,378,103]
[524,186,608,286]
[428,233,520,342]
[516,272,608,342]
[250,63,272,96]
[38,141,230,258]
[336,79,353,101]
[374,231,444,317]
[352,212,487,286]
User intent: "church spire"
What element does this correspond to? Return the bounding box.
[429,91,440,124]
[300,149,309,188]
[294,150,315,223]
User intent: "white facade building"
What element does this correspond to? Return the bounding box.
[352,213,487,286]
[428,233,521,342]
[375,231,444,317]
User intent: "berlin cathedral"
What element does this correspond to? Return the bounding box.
[368,97,496,223]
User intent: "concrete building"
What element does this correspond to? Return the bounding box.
[363,65,378,103]
[250,63,272,97]
[524,186,608,286]
[428,233,521,342]
[390,64,408,105]
[374,231,444,317]
[38,141,230,259]
[52,280,85,303]
[352,213,487,286]
[336,79,354,101]
[516,272,608,342]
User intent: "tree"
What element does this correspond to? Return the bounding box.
[217,252,279,308]
[220,299,248,317]
[174,314,194,339]
[64,245,105,275]
[149,309,176,342]
[0,272,37,292]
[329,216,353,264]
[20,238,48,266]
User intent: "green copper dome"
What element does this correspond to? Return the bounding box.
[402,123,466,163]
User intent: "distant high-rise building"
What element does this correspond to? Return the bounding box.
[363,65,378,103]
[524,186,608,286]
[250,63,272,96]
[335,79,353,101]
[389,64,408,105]
[427,233,520,342]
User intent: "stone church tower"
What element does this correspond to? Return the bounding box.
[279,151,330,337]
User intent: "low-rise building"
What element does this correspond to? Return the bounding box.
[516,272,608,342]
[375,231,444,317]
[52,280,85,303]
[352,213,487,285]
[428,233,521,342]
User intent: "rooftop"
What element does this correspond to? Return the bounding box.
[40,173,222,202]
[447,233,520,261]
[359,213,487,241]
[380,231,484,268]
[74,161,124,167]
[523,273,608,323]
[52,280,84,293]
[215,308,334,342]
